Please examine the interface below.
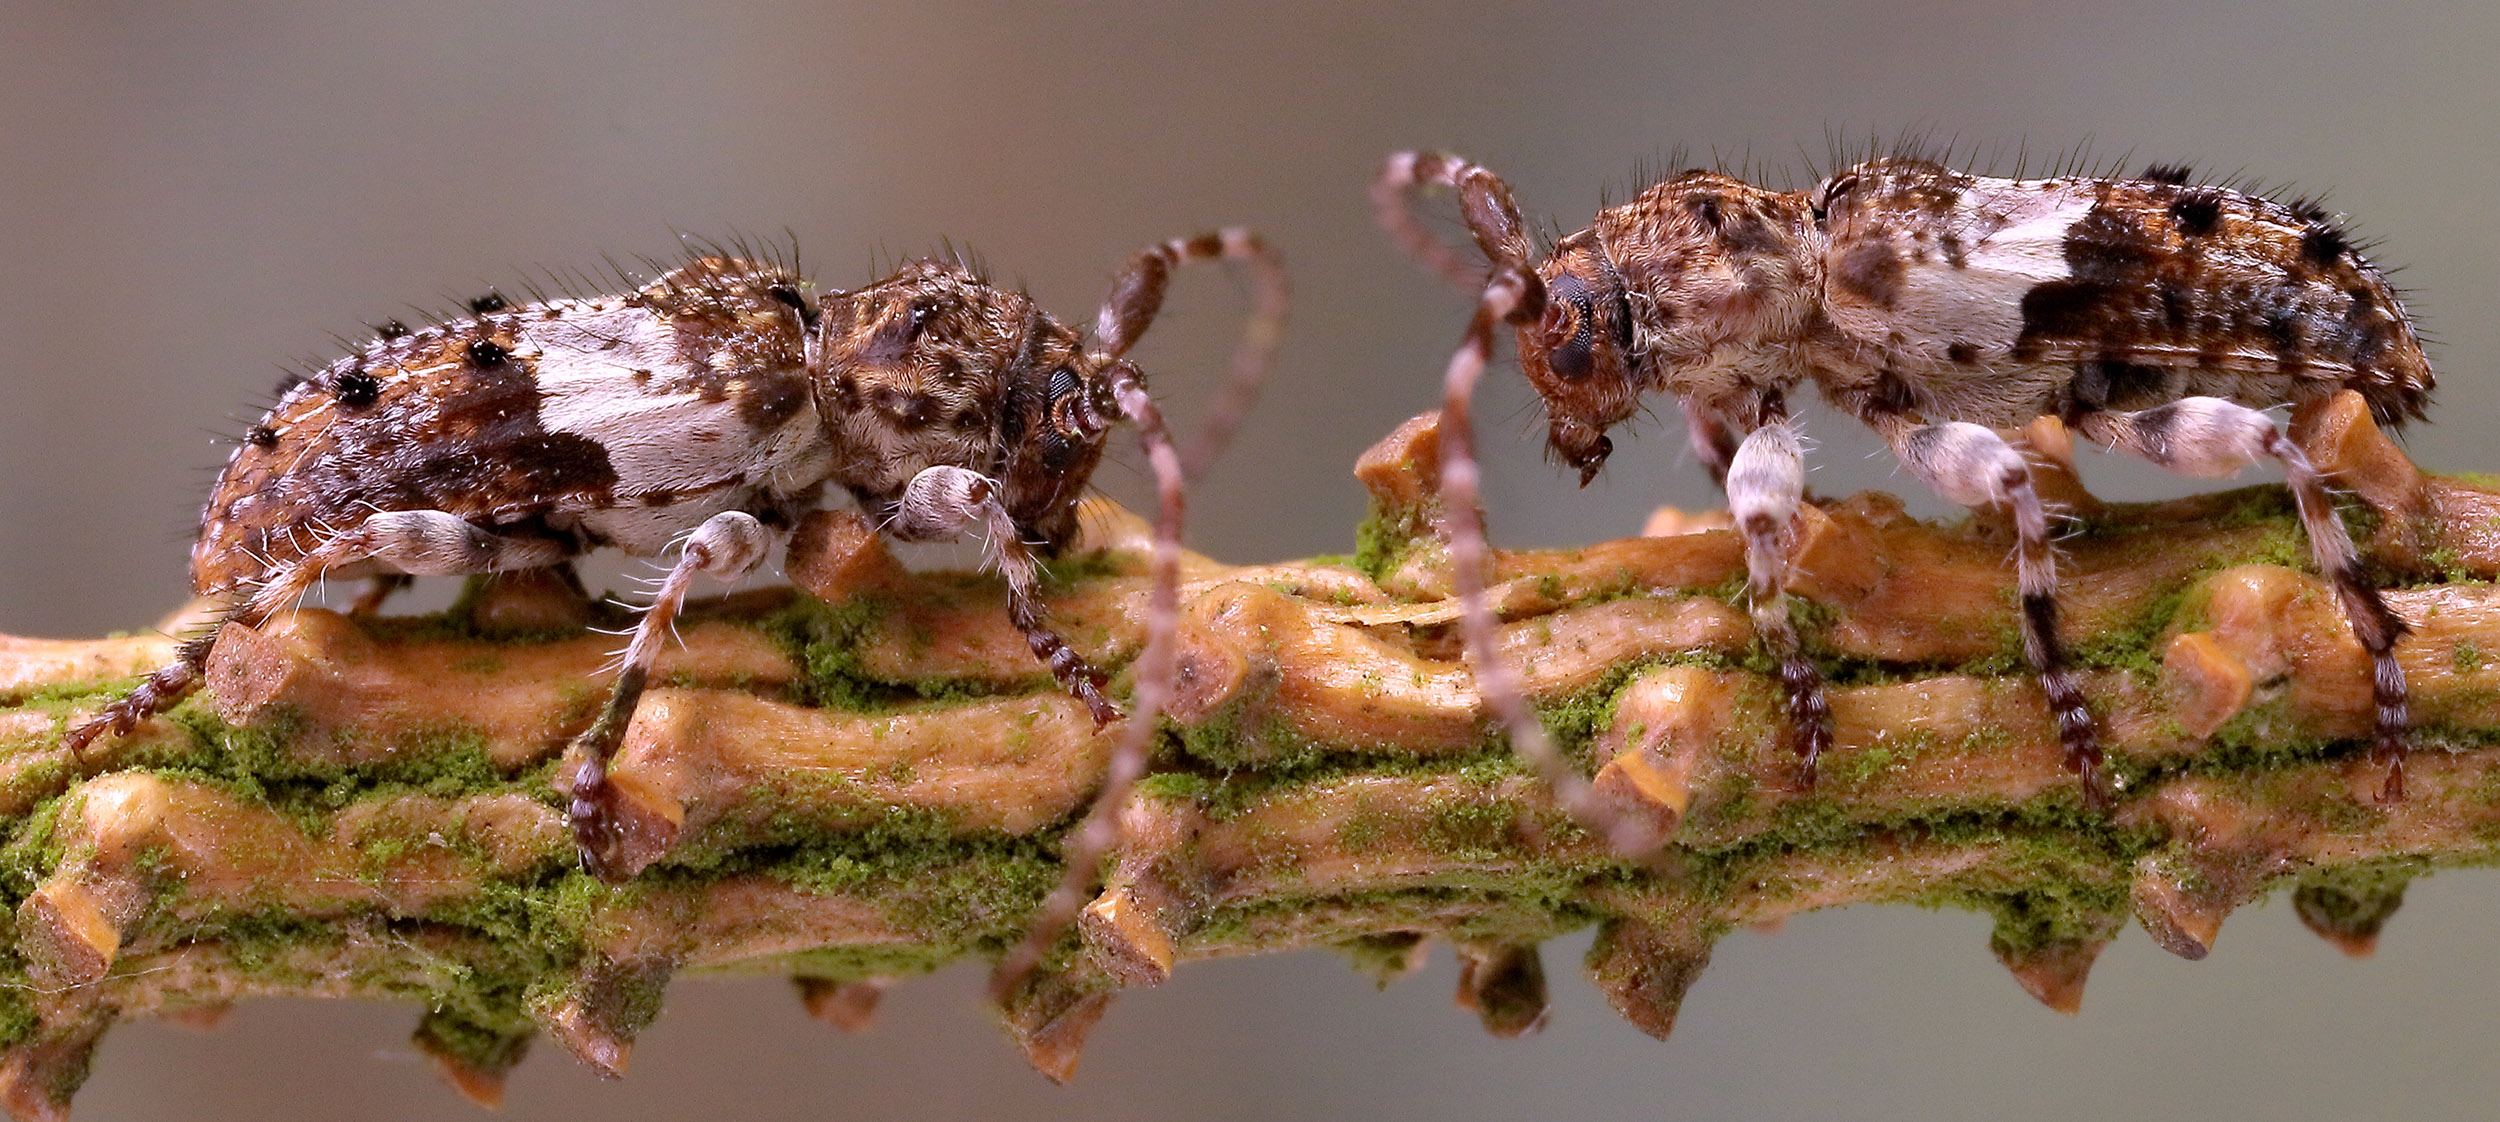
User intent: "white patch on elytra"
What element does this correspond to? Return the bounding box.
[1822,181,2094,360]
[519,304,827,554]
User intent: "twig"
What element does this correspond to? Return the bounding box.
[0,391,2492,1120]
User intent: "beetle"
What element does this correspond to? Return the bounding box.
[64,231,1288,881]
[1376,149,2423,819]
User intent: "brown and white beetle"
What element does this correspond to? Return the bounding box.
[1377,148,2425,827]
[65,231,1287,886]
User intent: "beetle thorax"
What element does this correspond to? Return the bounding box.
[812,261,1110,543]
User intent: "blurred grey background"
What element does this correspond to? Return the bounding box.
[7,2,2500,1119]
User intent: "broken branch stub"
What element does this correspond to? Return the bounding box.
[1,390,2497,1116]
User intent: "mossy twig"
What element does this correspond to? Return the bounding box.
[1,391,2495,1120]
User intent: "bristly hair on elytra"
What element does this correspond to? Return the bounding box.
[1376,144,2428,855]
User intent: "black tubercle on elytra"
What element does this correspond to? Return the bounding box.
[2300,224,2350,267]
[375,320,411,341]
[468,292,508,314]
[2141,163,2194,185]
[466,340,509,368]
[331,367,382,408]
[244,424,279,449]
[2167,191,2225,238]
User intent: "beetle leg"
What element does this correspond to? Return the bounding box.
[1876,416,2101,804]
[2078,398,2410,799]
[569,510,777,881]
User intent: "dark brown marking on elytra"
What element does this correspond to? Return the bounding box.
[2063,205,2164,282]
[735,375,807,429]
[2156,281,2193,333]
[1945,341,1980,365]
[2264,307,2307,374]
[1832,239,1904,308]
[415,430,615,503]
[1939,232,1967,269]
[2017,281,2121,344]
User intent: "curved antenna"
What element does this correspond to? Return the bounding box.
[1436,265,1667,862]
[1373,151,1535,296]
[990,358,1187,1003]
[1095,228,1290,483]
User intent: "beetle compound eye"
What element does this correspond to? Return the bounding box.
[1042,366,1107,448]
[1046,364,1081,402]
[1546,306,1596,380]
[1538,272,1601,381]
